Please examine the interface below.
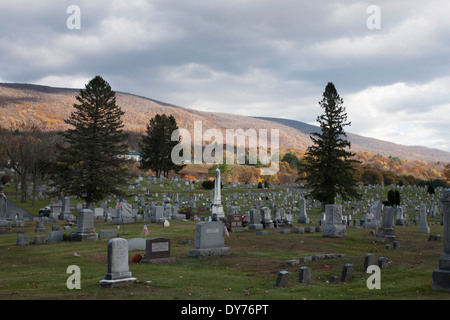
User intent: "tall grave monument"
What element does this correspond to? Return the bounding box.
[189,169,229,258]
[211,168,224,220]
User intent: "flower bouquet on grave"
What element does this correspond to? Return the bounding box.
[131,253,142,263]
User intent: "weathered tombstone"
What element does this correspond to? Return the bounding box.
[114,202,136,224]
[261,207,274,229]
[418,203,430,233]
[341,264,354,282]
[274,270,290,287]
[188,221,230,258]
[0,187,11,234]
[141,237,176,264]
[58,197,72,221]
[395,206,404,226]
[378,257,389,269]
[32,235,47,244]
[98,229,118,239]
[375,206,395,242]
[433,189,450,292]
[298,266,312,284]
[364,253,375,272]
[34,220,46,233]
[94,207,104,219]
[16,235,29,246]
[127,238,146,250]
[248,209,263,230]
[70,209,98,241]
[99,238,137,288]
[150,206,164,223]
[48,231,64,242]
[297,198,309,224]
[322,204,346,238]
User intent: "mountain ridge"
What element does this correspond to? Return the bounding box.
[1,82,449,165]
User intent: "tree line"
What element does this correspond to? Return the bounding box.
[1,77,448,210]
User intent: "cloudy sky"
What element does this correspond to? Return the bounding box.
[1,0,450,152]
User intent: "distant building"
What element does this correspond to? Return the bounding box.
[122,151,141,162]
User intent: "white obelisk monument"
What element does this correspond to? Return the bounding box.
[212,168,224,220]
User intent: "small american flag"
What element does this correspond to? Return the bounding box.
[115,199,122,210]
[366,212,374,219]
[143,222,149,236]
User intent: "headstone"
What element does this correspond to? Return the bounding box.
[364,253,375,272]
[114,202,136,224]
[16,235,29,246]
[433,189,450,292]
[274,270,290,287]
[341,264,354,282]
[141,237,176,264]
[261,207,274,229]
[34,220,46,233]
[375,206,395,242]
[227,213,245,232]
[378,257,389,269]
[98,229,118,239]
[99,238,137,288]
[70,209,98,241]
[248,209,263,230]
[58,197,73,221]
[127,238,146,250]
[188,221,230,258]
[32,235,47,244]
[322,204,346,238]
[298,266,312,284]
[48,231,64,242]
[94,207,104,218]
[297,198,309,224]
[0,187,12,233]
[418,203,430,233]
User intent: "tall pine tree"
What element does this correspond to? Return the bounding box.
[55,76,129,207]
[139,114,185,177]
[302,82,360,206]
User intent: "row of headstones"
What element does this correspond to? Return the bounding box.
[15,221,120,245]
[274,253,390,287]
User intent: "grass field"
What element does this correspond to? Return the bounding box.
[0,212,448,301]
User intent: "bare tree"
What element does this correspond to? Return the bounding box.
[0,121,55,204]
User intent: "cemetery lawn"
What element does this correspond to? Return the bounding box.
[0,216,448,300]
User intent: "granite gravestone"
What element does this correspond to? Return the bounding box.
[297,198,309,224]
[71,209,98,241]
[0,186,11,233]
[141,237,175,264]
[100,238,137,288]
[322,204,346,238]
[227,213,245,232]
[188,221,230,258]
[248,209,263,230]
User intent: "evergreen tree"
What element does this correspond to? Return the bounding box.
[139,114,185,177]
[302,82,360,206]
[54,76,129,207]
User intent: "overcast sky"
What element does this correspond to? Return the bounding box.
[1,0,450,152]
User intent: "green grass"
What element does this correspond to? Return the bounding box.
[1,182,448,301]
[0,217,449,300]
